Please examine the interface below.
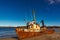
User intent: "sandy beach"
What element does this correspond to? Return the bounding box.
[0,32,60,40]
[22,32,60,40]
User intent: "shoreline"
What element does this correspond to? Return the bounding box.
[0,32,60,40]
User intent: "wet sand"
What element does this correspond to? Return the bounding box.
[0,32,60,40]
[0,38,18,40]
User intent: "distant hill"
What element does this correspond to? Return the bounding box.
[0,26,60,28]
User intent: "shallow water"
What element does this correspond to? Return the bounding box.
[0,27,17,38]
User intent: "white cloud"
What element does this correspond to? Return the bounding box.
[48,0,55,4]
[56,0,60,2]
[46,0,60,5]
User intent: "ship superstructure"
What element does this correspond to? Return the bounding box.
[26,9,41,32]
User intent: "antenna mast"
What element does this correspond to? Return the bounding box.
[32,9,36,23]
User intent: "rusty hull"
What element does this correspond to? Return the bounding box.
[15,28,54,40]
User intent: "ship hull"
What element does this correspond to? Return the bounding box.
[15,28,54,40]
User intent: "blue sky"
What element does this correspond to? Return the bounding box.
[0,0,60,26]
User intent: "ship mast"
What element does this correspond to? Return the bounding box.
[32,9,36,23]
[41,20,45,27]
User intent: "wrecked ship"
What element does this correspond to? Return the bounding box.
[15,10,54,40]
